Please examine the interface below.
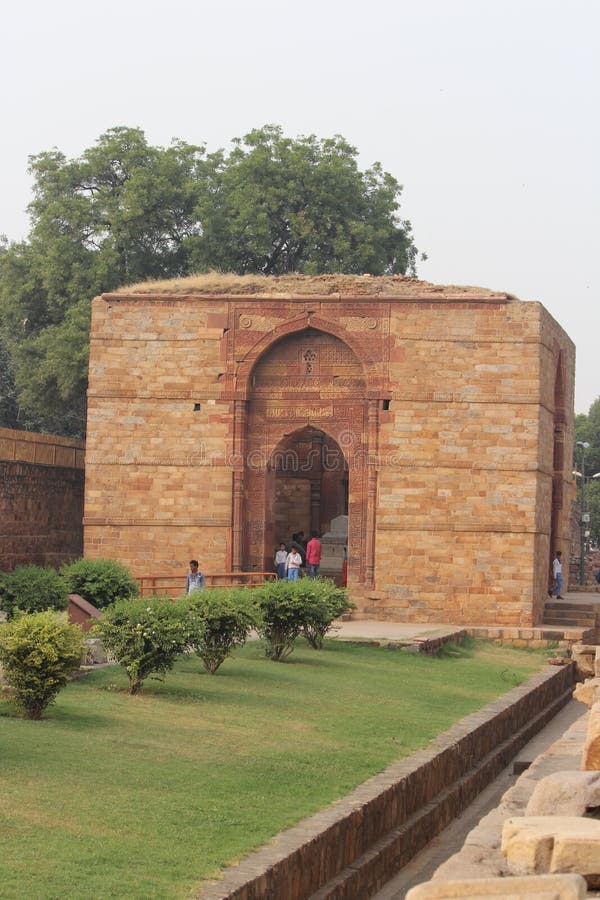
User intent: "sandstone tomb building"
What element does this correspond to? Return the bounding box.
[84,273,574,626]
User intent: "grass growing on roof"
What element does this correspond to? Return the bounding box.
[0,638,548,898]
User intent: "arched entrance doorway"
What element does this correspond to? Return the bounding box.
[234,325,378,585]
[267,426,348,579]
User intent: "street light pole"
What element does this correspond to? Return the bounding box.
[576,440,590,585]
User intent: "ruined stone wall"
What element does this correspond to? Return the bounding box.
[0,428,85,570]
[84,283,575,625]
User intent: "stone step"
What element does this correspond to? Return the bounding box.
[543,602,598,629]
[544,608,597,621]
[545,601,598,613]
[542,615,597,628]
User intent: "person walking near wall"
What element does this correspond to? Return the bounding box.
[185,560,205,594]
[550,550,564,599]
[305,530,322,579]
[286,547,302,581]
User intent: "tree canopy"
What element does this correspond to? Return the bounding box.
[0,125,419,436]
[574,397,600,547]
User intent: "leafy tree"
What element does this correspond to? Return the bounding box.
[192,125,417,276]
[574,397,600,546]
[0,333,20,428]
[0,128,210,435]
[252,577,351,660]
[93,597,187,694]
[0,611,85,719]
[298,579,353,649]
[0,125,419,436]
[252,579,308,661]
[184,588,257,674]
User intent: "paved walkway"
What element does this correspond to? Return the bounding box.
[332,588,600,643]
[333,620,461,641]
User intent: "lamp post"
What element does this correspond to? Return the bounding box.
[575,441,590,585]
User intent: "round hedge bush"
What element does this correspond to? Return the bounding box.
[60,557,139,609]
[0,565,69,619]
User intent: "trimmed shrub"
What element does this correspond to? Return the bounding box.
[0,565,70,619]
[299,579,353,649]
[253,578,352,659]
[185,588,257,674]
[94,597,187,694]
[60,557,138,609]
[252,579,311,661]
[0,610,85,719]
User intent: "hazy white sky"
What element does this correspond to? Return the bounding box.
[2,0,598,412]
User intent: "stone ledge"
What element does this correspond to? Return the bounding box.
[339,630,467,656]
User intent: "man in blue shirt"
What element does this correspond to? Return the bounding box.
[185,560,205,594]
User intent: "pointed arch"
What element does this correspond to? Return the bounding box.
[233,312,382,400]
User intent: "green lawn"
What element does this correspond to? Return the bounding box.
[0,639,548,898]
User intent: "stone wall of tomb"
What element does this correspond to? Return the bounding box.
[84,284,575,625]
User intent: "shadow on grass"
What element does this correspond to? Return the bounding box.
[79,643,359,711]
[0,702,113,730]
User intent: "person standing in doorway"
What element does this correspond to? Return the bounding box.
[185,560,205,594]
[286,547,303,581]
[551,550,564,599]
[305,530,322,579]
[341,544,348,587]
[274,542,288,580]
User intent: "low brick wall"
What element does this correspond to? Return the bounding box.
[0,427,85,570]
[199,664,576,900]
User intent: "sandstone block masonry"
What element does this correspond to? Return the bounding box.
[84,273,575,626]
[0,427,85,570]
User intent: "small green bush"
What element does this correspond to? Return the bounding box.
[94,597,187,694]
[252,579,310,661]
[253,579,352,659]
[0,610,85,719]
[0,565,70,619]
[60,557,139,609]
[298,579,353,649]
[185,588,257,674]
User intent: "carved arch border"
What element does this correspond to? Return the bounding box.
[232,311,385,400]
[229,311,385,588]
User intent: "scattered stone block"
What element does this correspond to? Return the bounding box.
[571,644,596,680]
[502,815,600,884]
[595,647,600,679]
[525,771,600,817]
[573,677,600,708]
[582,701,600,771]
[406,873,587,898]
[83,638,109,665]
